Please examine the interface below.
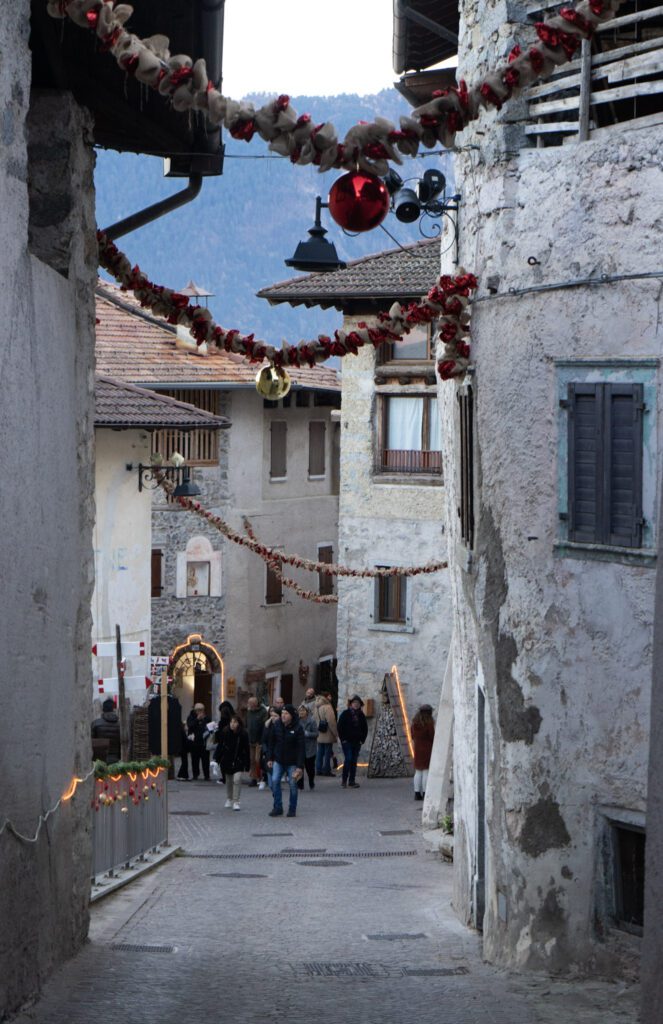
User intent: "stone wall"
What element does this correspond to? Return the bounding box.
[0,28,96,1015]
[336,323,451,734]
[439,0,663,975]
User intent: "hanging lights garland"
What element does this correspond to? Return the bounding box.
[243,518,338,605]
[49,1,624,173]
[99,231,477,381]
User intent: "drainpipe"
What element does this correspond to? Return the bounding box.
[102,174,203,241]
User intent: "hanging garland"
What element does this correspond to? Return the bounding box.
[99,231,477,380]
[157,474,448,578]
[92,760,167,811]
[49,1,624,172]
[243,517,338,605]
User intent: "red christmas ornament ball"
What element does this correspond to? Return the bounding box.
[328,171,390,233]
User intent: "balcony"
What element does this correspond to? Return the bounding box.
[525,0,663,146]
[378,448,443,474]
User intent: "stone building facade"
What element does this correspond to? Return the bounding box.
[259,241,452,731]
[0,28,96,1020]
[96,284,340,718]
[426,0,663,981]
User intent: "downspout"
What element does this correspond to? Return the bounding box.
[102,175,203,241]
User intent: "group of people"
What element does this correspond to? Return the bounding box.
[179,688,371,817]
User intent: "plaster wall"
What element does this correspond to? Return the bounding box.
[223,389,339,704]
[440,0,663,975]
[0,42,96,1019]
[336,324,452,729]
[93,429,152,697]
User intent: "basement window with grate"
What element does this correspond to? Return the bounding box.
[612,823,646,935]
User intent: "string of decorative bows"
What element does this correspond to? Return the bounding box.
[50,0,625,174]
[99,231,477,380]
[157,473,448,579]
[243,518,338,605]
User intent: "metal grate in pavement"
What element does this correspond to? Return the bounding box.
[170,811,210,816]
[208,872,269,879]
[110,943,175,954]
[366,933,428,941]
[379,829,413,836]
[183,849,417,860]
[403,966,469,976]
[301,962,392,978]
[297,859,352,867]
[252,832,294,837]
[281,848,327,854]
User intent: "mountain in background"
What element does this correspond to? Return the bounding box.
[95,89,453,346]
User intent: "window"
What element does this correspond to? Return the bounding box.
[318,544,334,596]
[378,395,442,474]
[186,561,210,597]
[265,560,283,605]
[151,549,163,598]
[565,383,644,548]
[612,824,645,935]
[376,572,407,624]
[309,421,326,477]
[296,391,310,408]
[270,421,287,479]
[151,388,219,465]
[458,387,475,548]
[379,324,432,363]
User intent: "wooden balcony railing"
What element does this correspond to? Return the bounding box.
[525,1,663,145]
[379,449,443,474]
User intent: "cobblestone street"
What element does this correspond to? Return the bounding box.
[14,775,640,1024]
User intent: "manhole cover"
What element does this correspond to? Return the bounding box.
[402,966,469,976]
[366,933,427,941]
[297,859,352,867]
[110,943,175,954]
[379,829,413,836]
[208,872,268,879]
[170,811,210,816]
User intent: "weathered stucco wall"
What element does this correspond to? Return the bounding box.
[0,18,96,1013]
[336,328,451,730]
[441,0,663,975]
[93,429,152,697]
[223,390,339,705]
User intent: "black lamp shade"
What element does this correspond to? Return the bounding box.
[173,468,201,498]
[285,225,346,273]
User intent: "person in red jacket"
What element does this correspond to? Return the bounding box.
[411,704,435,801]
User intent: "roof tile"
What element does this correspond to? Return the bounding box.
[95,375,231,429]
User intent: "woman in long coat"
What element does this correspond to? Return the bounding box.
[411,704,435,801]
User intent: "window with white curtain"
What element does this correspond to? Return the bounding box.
[379,395,442,474]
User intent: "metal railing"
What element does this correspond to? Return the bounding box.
[91,769,169,880]
[378,448,443,474]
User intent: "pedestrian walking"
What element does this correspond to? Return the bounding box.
[186,703,211,780]
[245,696,268,788]
[297,705,318,790]
[411,704,435,801]
[337,695,368,788]
[266,704,305,817]
[314,692,338,776]
[301,687,317,717]
[214,714,250,810]
[261,706,281,790]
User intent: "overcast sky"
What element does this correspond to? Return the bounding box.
[222,0,395,98]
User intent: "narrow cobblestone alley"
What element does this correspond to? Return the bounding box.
[14,776,640,1024]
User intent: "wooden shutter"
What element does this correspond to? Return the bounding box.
[568,383,643,547]
[318,545,333,596]
[265,560,283,604]
[270,421,287,478]
[309,421,326,476]
[377,575,406,623]
[151,549,163,598]
[458,388,475,547]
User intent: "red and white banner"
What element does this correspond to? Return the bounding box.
[92,640,146,658]
[97,675,152,695]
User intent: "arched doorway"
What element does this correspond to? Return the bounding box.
[168,634,225,720]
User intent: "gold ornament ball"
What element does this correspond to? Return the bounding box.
[255,364,291,399]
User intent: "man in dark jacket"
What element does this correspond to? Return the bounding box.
[245,696,268,788]
[266,704,305,817]
[92,699,121,763]
[337,695,368,788]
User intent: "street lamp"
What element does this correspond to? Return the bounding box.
[383,168,461,261]
[284,196,347,273]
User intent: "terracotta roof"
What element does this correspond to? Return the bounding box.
[95,281,340,391]
[94,375,231,430]
[257,238,440,310]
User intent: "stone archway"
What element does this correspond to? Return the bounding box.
[168,633,225,719]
